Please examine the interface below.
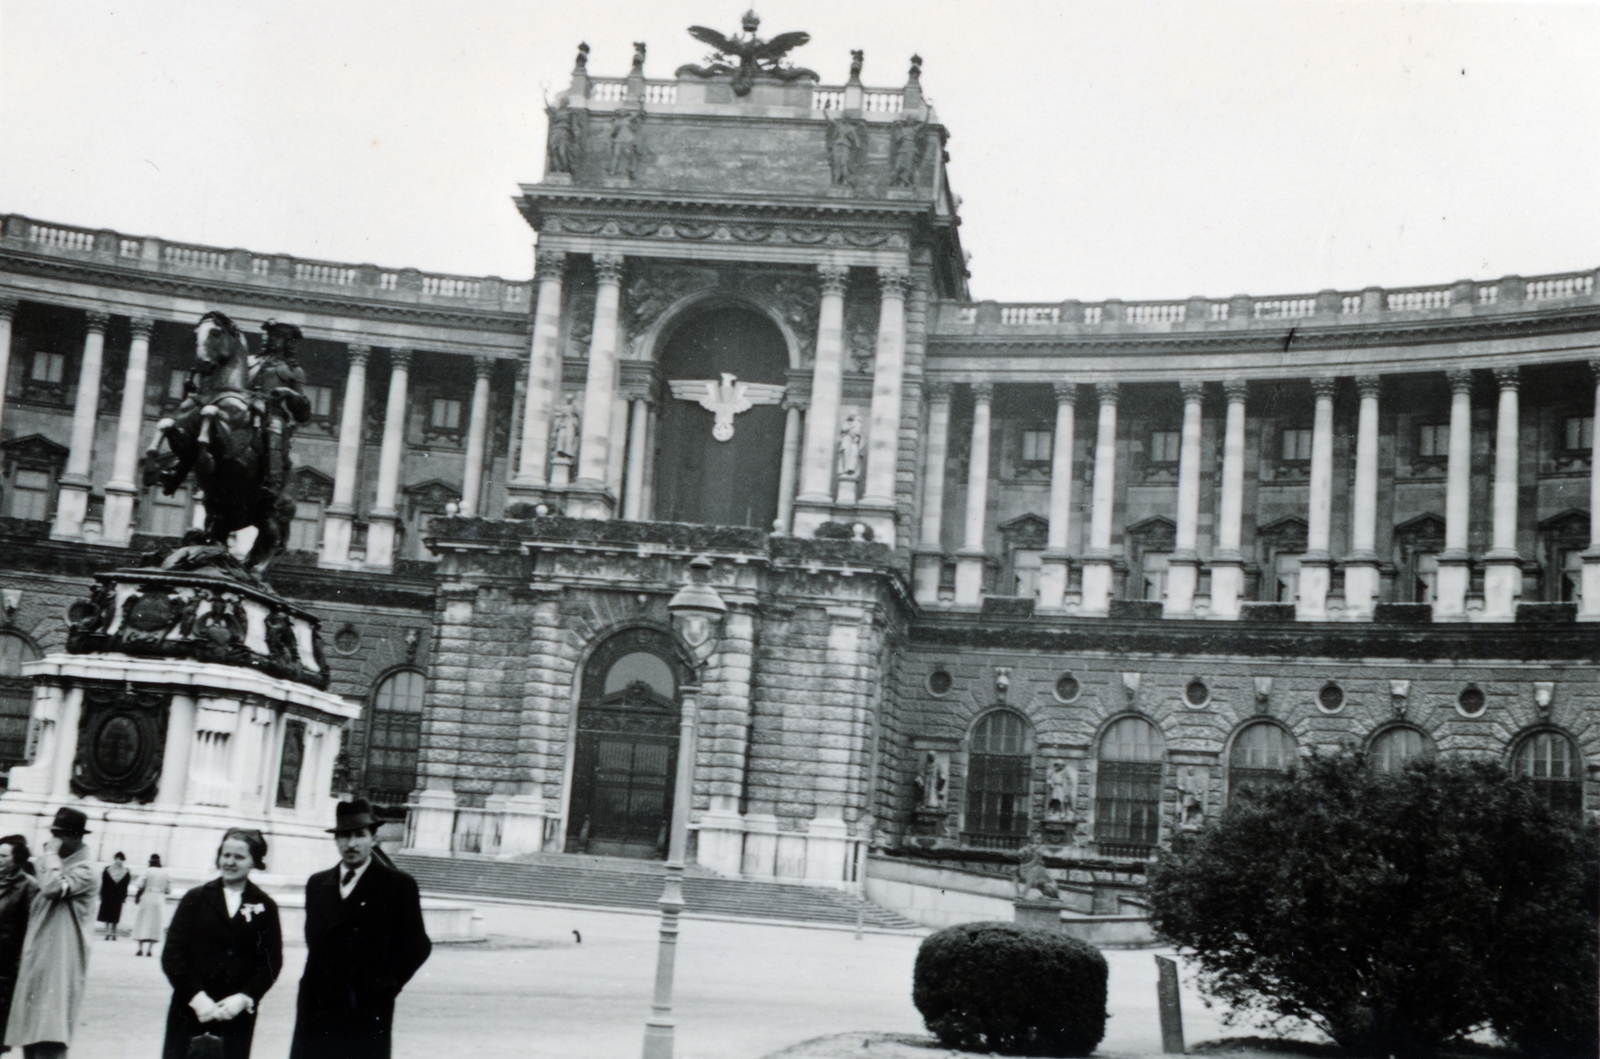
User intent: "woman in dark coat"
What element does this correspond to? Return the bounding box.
[97,851,131,940]
[160,829,282,1059]
[0,834,37,1052]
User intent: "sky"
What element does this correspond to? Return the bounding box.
[1,1,1596,303]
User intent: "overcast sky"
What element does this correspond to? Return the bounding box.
[2,1,1596,302]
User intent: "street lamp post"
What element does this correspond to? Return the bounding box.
[643,556,726,1059]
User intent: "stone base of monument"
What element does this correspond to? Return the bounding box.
[1012,896,1064,931]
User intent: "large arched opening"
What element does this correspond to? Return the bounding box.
[652,304,788,528]
[566,628,692,859]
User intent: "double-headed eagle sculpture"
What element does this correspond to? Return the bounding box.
[676,11,818,97]
[669,373,785,441]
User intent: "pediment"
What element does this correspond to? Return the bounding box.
[1,434,70,468]
[998,512,1049,548]
[1126,515,1177,551]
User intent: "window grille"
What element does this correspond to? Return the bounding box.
[0,633,39,776]
[366,670,425,804]
[1512,731,1583,813]
[1229,721,1296,801]
[1095,717,1163,848]
[964,711,1031,843]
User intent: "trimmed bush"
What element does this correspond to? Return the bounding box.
[1147,752,1599,1058]
[912,922,1107,1057]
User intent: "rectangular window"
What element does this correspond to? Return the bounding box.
[304,384,334,418]
[1094,761,1162,848]
[1419,423,1450,458]
[1020,429,1053,464]
[276,719,306,809]
[287,501,322,552]
[167,369,189,401]
[965,754,1030,837]
[1141,552,1171,602]
[1565,416,1594,451]
[1012,548,1042,599]
[1274,553,1302,604]
[1414,553,1439,604]
[1149,430,1181,463]
[1280,428,1313,461]
[30,352,65,384]
[430,398,462,430]
[10,470,50,521]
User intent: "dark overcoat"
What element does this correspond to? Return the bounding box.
[288,858,431,1059]
[0,871,38,1040]
[160,878,283,1059]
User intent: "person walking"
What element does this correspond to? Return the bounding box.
[0,835,39,1051]
[95,854,130,942]
[3,807,99,1059]
[160,829,282,1059]
[133,854,170,957]
[288,799,430,1059]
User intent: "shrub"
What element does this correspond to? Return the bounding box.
[1147,751,1599,1058]
[912,922,1107,1057]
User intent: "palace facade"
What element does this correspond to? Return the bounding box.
[0,35,1594,903]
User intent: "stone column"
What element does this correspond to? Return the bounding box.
[0,299,18,445]
[1079,383,1120,616]
[1297,377,1338,620]
[320,344,369,567]
[604,394,629,501]
[1038,383,1076,611]
[510,250,566,497]
[1483,367,1522,620]
[1435,368,1474,620]
[52,310,109,540]
[460,356,494,516]
[1581,361,1600,620]
[859,268,909,544]
[622,396,651,520]
[793,264,849,535]
[1343,375,1382,620]
[1165,381,1205,617]
[773,398,805,534]
[103,316,154,544]
[953,383,993,606]
[912,383,952,604]
[1209,379,1248,619]
[364,348,411,571]
[571,252,624,518]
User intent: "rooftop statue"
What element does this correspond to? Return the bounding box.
[677,10,818,97]
[143,311,311,578]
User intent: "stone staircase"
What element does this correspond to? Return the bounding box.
[393,851,922,931]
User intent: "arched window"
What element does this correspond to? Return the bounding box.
[0,632,40,776]
[1095,716,1164,852]
[364,669,425,805]
[963,711,1032,849]
[1369,725,1437,774]
[1229,722,1297,801]
[1512,731,1584,813]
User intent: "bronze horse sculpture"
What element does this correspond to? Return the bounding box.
[143,311,310,575]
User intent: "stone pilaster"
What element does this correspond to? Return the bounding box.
[103,316,155,545]
[858,268,909,544]
[52,310,109,541]
[364,348,412,571]
[320,344,369,568]
[774,397,805,534]
[953,382,993,607]
[510,250,566,499]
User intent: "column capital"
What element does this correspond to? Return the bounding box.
[1051,380,1077,405]
[1446,367,1474,394]
[535,249,568,281]
[783,393,809,413]
[128,317,155,340]
[970,381,994,402]
[1310,376,1339,401]
[83,310,110,333]
[0,297,19,321]
[390,348,414,371]
[473,355,495,380]
[876,267,911,297]
[346,343,372,367]
[925,379,952,401]
[1355,374,1382,398]
[818,264,849,296]
[1095,381,1119,406]
[1179,380,1205,402]
[1492,365,1520,391]
[1223,378,1249,403]
[592,253,625,285]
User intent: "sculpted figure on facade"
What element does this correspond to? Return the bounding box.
[551,393,581,458]
[1177,765,1207,831]
[824,111,865,185]
[889,114,931,187]
[607,103,646,180]
[837,412,863,479]
[544,97,585,174]
[1013,846,1061,900]
[1045,760,1076,821]
[912,751,947,810]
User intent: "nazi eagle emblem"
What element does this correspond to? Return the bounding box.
[668,373,786,441]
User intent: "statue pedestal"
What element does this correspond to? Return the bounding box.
[1013,897,1063,932]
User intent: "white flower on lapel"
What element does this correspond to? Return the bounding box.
[240,902,265,922]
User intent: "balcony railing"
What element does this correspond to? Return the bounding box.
[3,213,531,313]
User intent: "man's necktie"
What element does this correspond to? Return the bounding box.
[342,869,356,888]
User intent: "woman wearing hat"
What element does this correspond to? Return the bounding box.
[132,854,170,957]
[3,807,100,1059]
[160,829,282,1059]
[95,853,130,942]
[0,835,38,1049]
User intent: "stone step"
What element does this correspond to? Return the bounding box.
[392,852,922,931]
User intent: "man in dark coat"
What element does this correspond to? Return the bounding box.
[288,800,431,1059]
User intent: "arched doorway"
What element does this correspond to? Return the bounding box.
[653,305,787,528]
[566,629,688,859]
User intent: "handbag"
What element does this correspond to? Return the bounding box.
[186,1032,227,1059]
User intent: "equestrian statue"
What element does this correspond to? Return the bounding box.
[143,312,312,577]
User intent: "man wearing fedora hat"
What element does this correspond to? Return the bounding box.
[4,808,100,1059]
[288,798,430,1059]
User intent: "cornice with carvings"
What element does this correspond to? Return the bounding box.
[541,214,912,251]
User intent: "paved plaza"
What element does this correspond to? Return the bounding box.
[70,899,1289,1059]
